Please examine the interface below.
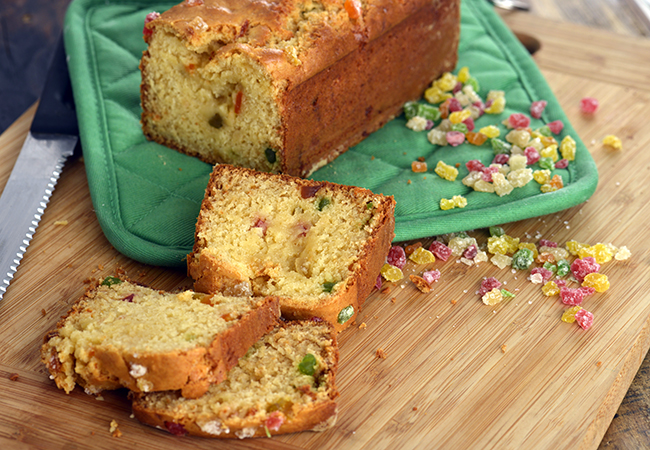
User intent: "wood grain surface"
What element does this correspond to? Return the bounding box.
[2,10,650,450]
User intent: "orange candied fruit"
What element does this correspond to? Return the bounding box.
[466,131,488,146]
[404,242,423,255]
[411,161,428,173]
[344,0,361,20]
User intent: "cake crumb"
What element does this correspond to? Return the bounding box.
[412,406,418,411]
[596,361,603,367]
[409,274,431,293]
[407,179,412,185]
[376,348,387,359]
[41,309,47,316]
[53,220,68,226]
[358,322,367,330]
[501,344,507,353]
[109,420,122,438]
[381,286,391,294]
[450,299,457,305]
[9,373,19,381]
[391,297,397,303]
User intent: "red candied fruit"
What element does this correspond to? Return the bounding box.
[575,309,594,330]
[530,267,553,282]
[448,98,463,113]
[524,147,540,165]
[466,159,485,172]
[555,159,569,169]
[463,117,475,132]
[555,279,567,287]
[492,154,509,165]
[481,166,499,182]
[452,81,464,94]
[547,120,564,135]
[571,257,600,282]
[508,113,531,129]
[265,411,285,432]
[463,244,478,259]
[479,277,502,296]
[387,245,407,269]
[429,241,452,261]
[472,101,486,116]
[143,12,161,37]
[375,275,382,290]
[538,239,557,248]
[165,421,188,436]
[530,100,547,119]
[560,287,585,306]
[580,97,599,114]
[579,286,596,297]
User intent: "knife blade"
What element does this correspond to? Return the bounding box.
[0,34,78,301]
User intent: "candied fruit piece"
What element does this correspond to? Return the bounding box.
[422,269,441,285]
[566,240,588,255]
[406,116,428,132]
[446,131,466,147]
[387,245,407,269]
[507,113,531,129]
[537,252,556,264]
[560,136,577,161]
[518,242,538,259]
[435,72,458,92]
[435,161,459,181]
[491,253,512,269]
[464,244,478,259]
[555,158,569,169]
[560,287,585,306]
[492,154,510,165]
[575,309,594,330]
[531,267,553,282]
[457,66,470,83]
[427,129,448,146]
[579,286,596,297]
[543,261,557,273]
[473,180,495,193]
[381,263,404,282]
[509,154,528,171]
[561,306,582,323]
[429,241,452,261]
[424,86,451,104]
[479,277,502,296]
[511,248,534,270]
[409,247,435,264]
[448,236,476,256]
[489,226,505,237]
[492,173,514,197]
[466,159,485,172]
[482,288,504,305]
[403,101,420,120]
[507,168,533,188]
[505,129,531,149]
[412,161,428,173]
[463,117,475,132]
[571,257,600,282]
[503,235,521,254]
[479,125,500,139]
[525,146,541,165]
[542,281,560,296]
[615,246,631,260]
[547,120,564,134]
[485,96,506,114]
[487,236,509,255]
[538,157,555,171]
[530,100,547,119]
[143,12,161,37]
[453,195,467,208]
[580,97,599,114]
[466,132,488,146]
[540,145,559,162]
[603,134,622,150]
[404,242,422,255]
[539,135,558,148]
[582,273,610,292]
[580,243,613,264]
[449,109,472,124]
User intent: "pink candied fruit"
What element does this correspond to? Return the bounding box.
[448,98,463,113]
[429,241,452,261]
[446,131,465,147]
[530,100,548,119]
[547,120,564,135]
[463,117,475,132]
[472,101,486,116]
[387,246,407,269]
[492,154,509,165]
[580,97,599,114]
[466,159,485,172]
[579,286,596,297]
[164,421,188,436]
[375,275,382,290]
[575,309,594,330]
[452,81,464,94]
[508,113,531,129]
[479,277,502,297]
[422,269,441,285]
[531,267,553,282]
[264,411,285,432]
[481,166,499,182]
[555,158,569,169]
[463,244,478,260]
[539,239,557,248]
[571,257,600,282]
[143,12,161,37]
[524,147,540,165]
[555,279,567,288]
[560,287,585,306]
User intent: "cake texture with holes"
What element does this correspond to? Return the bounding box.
[140,0,461,176]
[188,164,395,331]
[40,278,280,398]
[131,320,339,438]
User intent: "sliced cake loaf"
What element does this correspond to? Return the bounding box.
[131,320,339,438]
[188,164,396,331]
[41,277,280,398]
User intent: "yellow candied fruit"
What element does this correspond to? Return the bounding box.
[518,242,539,259]
[479,125,501,139]
[449,109,472,124]
[434,72,458,92]
[582,273,610,292]
[409,247,436,264]
[578,243,613,264]
[560,135,577,161]
[482,287,504,306]
[533,169,551,185]
[440,198,455,210]
[491,253,512,269]
[566,240,589,256]
[424,86,452,105]
[457,66,470,83]
[485,96,506,114]
[540,145,559,162]
[540,183,558,193]
[452,195,467,208]
[562,306,583,323]
[380,263,404,282]
[506,129,531,148]
[503,234,521,254]
[434,161,459,181]
[487,90,505,100]
[542,281,560,297]
[603,134,622,150]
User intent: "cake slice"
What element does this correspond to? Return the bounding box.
[131,320,339,438]
[140,0,461,176]
[188,164,396,331]
[41,277,280,398]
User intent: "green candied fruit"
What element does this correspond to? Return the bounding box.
[337,305,355,324]
[366,202,375,210]
[450,123,468,134]
[101,276,122,287]
[537,125,552,137]
[456,230,470,239]
[489,226,505,237]
[556,259,570,277]
[418,104,441,122]
[465,76,480,93]
[298,353,317,376]
[543,261,557,273]
[491,138,512,155]
[265,148,277,164]
[539,156,555,171]
[403,101,420,120]
[501,289,515,298]
[322,281,337,293]
[317,197,330,211]
[511,248,534,270]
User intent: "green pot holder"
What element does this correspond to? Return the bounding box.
[63,0,598,268]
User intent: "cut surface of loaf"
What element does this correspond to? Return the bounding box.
[140,0,461,176]
[41,278,280,398]
[131,320,339,438]
[188,165,396,331]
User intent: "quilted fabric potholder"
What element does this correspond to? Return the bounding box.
[63,0,598,268]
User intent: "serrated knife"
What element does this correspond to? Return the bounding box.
[0,35,78,301]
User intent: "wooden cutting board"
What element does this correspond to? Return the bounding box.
[2,12,650,450]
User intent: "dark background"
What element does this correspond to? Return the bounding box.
[0,0,72,134]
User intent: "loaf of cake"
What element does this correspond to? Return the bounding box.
[131,320,339,438]
[140,0,461,176]
[41,277,280,398]
[187,164,395,331]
